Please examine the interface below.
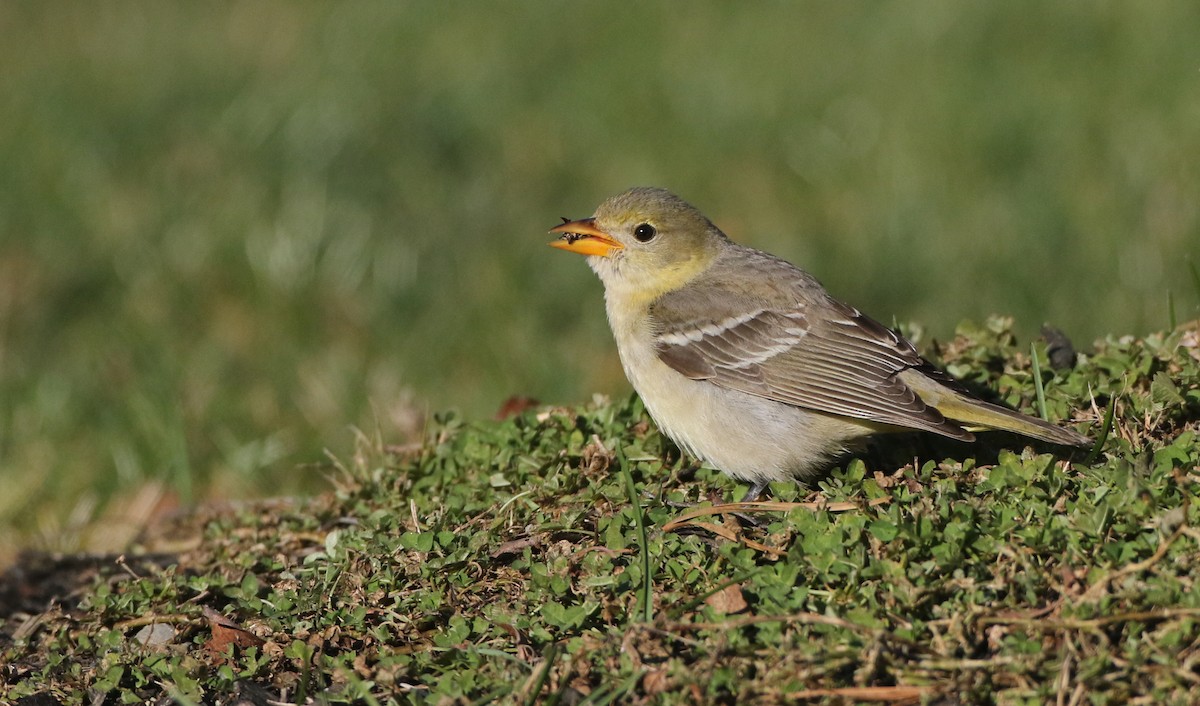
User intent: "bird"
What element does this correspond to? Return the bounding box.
[548,187,1091,501]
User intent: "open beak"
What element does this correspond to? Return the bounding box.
[548,217,625,258]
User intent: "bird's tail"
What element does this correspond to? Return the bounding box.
[934,394,1092,448]
[898,368,1092,447]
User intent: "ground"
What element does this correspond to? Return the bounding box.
[2,317,1199,704]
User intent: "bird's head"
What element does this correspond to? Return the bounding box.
[549,187,725,299]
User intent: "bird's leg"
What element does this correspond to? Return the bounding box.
[740,480,770,503]
[711,480,772,528]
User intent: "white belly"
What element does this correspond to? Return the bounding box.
[606,299,871,484]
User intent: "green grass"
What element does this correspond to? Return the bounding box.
[2,5,1200,579]
[2,318,1198,703]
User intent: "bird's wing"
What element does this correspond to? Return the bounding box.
[650,254,974,441]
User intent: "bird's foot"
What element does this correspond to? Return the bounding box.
[739,480,771,504]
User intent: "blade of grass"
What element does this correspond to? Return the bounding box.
[469,687,513,706]
[1168,290,1177,332]
[523,641,561,706]
[1085,392,1117,466]
[473,648,535,670]
[1030,342,1048,421]
[1188,257,1200,301]
[618,444,654,623]
[585,669,647,705]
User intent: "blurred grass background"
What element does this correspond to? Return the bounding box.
[1,3,1197,562]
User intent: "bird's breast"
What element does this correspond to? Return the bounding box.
[601,293,869,484]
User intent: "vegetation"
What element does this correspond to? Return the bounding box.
[3,318,1198,703]
[2,4,1199,559]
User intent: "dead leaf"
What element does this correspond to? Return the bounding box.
[495,396,539,420]
[643,668,672,694]
[705,584,749,615]
[491,536,541,559]
[134,622,176,647]
[203,606,265,663]
[787,685,933,702]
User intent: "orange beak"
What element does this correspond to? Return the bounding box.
[548,217,624,258]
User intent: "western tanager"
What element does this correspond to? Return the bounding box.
[550,187,1090,500]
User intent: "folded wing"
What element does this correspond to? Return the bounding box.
[651,269,975,441]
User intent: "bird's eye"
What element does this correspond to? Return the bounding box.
[633,223,657,242]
